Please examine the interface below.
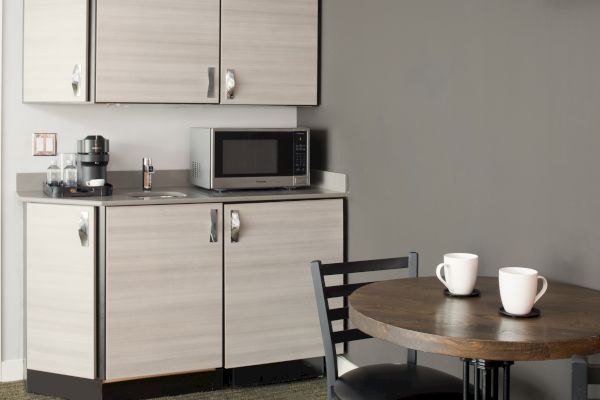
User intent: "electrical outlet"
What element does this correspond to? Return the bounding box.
[33,133,57,156]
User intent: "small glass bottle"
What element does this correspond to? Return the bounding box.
[63,159,77,187]
[46,158,61,186]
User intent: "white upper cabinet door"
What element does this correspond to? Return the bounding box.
[95,0,220,104]
[221,0,319,106]
[23,0,89,103]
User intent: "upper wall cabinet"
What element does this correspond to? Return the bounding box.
[23,0,319,105]
[95,0,220,104]
[220,0,319,106]
[23,0,89,103]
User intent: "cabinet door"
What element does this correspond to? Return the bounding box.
[26,204,96,378]
[23,0,89,102]
[224,199,343,368]
[95,0,220,104]
[220,0,319,105]
[105,204,222,380]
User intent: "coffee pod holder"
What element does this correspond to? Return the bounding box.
[443,288,481,298]
[43,182,113,198]
[498,306,541,318]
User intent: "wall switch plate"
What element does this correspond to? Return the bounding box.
[33,133,57,156]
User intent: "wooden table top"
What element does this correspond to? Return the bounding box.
[348,277,600,361]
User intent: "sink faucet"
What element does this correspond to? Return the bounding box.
[142,157,154,191]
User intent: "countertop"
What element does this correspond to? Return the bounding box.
[16,170,348,206]
[17,186,346,206]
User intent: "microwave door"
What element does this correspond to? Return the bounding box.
[213,131,295,189]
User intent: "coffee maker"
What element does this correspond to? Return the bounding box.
[77,135,109,188]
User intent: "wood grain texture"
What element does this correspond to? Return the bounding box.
[349,277,600,361]
[23,0,88,102]
[106,204,223,380]
[95,0,220,104]
[26,204,96,378]
[224,199,343,368]
[220,0,319,105]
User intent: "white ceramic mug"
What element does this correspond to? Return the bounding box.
[436,253,479,295]
[499,267,548,315]
[86,179,105,187]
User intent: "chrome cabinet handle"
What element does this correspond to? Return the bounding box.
[207,67,216,98]
[72,64,82,97]
[210,209,218,243]
[225,69,236,99]
[78,211,89,247]
[231,210,240,243]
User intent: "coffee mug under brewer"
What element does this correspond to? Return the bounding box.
[436,253,479,295]
[499,267,548,315]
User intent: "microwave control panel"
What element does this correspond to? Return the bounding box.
[294,132,308,176]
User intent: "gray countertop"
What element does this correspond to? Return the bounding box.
[17,170,348,206]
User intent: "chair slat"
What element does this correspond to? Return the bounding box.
[332,329,371,344]
[324,282,372,298]
[590,364,600,383]
[319,257,409,276]
[327,307,349,321]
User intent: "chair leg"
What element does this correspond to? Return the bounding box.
[572,356,589,400]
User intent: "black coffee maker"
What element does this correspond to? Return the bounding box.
[77,135,110,188]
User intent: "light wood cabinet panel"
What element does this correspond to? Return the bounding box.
[105,204,223,380]
[220,0,319,105]
[26,204,96,378]
[224,199,343,368]
[23,0,89,102]
[95,0,220,104]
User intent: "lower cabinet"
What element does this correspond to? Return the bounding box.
[224,199,344,368]
[105,204,223,380]
[26,197,344,383]
[26,203,96,379]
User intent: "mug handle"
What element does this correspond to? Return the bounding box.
[436,263,449,289]
[534,276,548,304]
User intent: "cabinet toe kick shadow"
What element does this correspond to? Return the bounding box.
[27,369,224,400]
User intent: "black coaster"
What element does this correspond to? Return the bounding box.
[443,288,480,298]
[498,306,541,318]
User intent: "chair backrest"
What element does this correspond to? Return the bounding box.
[572,356,600,400]
[311,253,419,395]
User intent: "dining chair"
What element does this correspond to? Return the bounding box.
[572,356,600,400]
[311,253,464,400]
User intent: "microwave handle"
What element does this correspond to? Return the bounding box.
[226,69,236,100]
[231,210,240,243]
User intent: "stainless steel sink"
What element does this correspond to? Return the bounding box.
[126,191,188,199]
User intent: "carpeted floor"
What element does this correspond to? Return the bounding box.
[0,379,327,400]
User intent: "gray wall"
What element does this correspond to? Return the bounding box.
[1,0,297,363]
[299,0,600,399]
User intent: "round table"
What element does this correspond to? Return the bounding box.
[349,277,600,400]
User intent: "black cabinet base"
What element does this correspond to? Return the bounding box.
[228,357,324,388]
[26,369,224,400]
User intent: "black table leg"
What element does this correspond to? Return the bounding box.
[503,362,513,400]
[462,359,471,400]
[492,366,499,400]
[464,360,514,400]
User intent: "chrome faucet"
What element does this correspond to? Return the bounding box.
[142,157,154,191]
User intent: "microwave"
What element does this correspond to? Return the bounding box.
[190,128,310,190]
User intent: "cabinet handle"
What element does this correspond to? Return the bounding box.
[78,211,89,247]
[226,69,236,99]
[207,67,216,99]
[72,64,82,97]
[231,210,240,243]
[210,208,218,243]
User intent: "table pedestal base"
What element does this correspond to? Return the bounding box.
[462,359,514,400]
